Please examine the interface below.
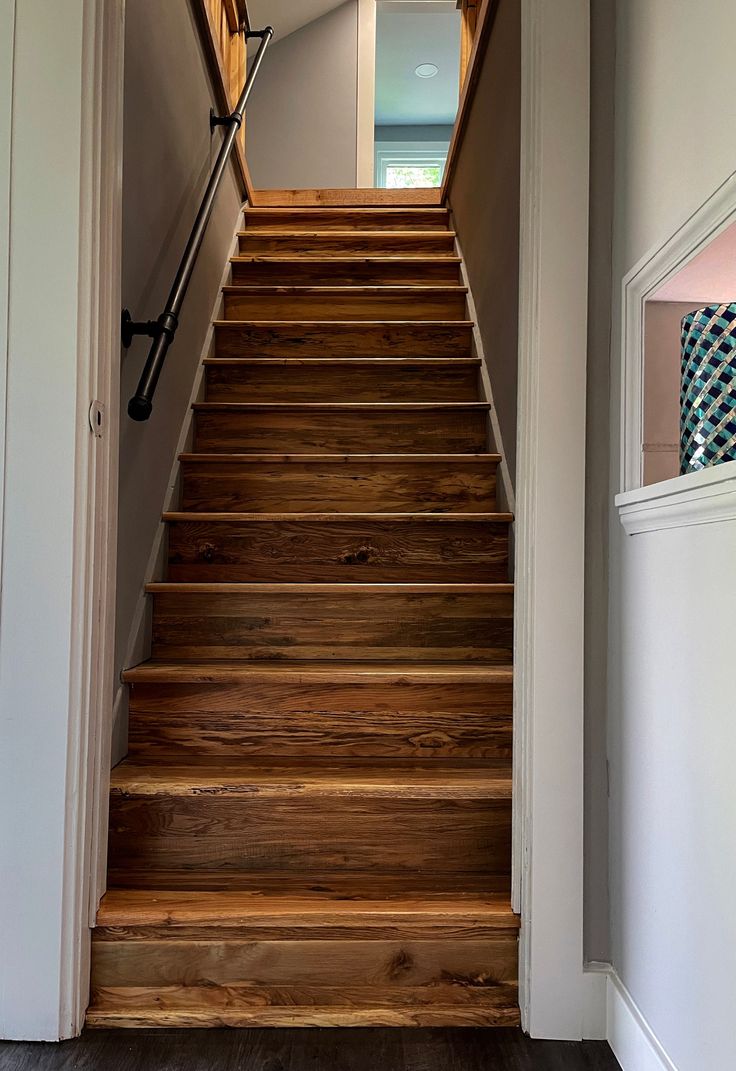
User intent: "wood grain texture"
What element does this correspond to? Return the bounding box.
[243,208,450,232]
[222,286,468,322]
[192,403,490,454]
[214,320,473,358]
[147,583,514,661]
[179,454,498,513]
[204,358,480,402]
[95,889,519,931]
[250,188,444,207]
[165,513,509,583]
[127,672,513,760]
[230,257,463,286]
[237,231,457,257]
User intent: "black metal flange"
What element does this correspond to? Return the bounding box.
[121,309,161,349]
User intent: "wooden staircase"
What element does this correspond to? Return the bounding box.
[88,203,519,1028]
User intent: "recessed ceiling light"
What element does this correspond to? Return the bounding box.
[415,63,439,78]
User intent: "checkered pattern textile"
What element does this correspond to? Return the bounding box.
[680,303,736,474]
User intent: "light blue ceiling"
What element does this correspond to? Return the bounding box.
[375,3,461,126]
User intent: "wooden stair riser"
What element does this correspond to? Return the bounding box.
[149,587,514,662]
[238,232,457,257]
[165,517,509,583]
[179,457,498,514]
[90,936,517,994]
[214,322,473,359]
[193,405,489,454]
[222,288,467,323]
[230,258,463,286]
[128,677,513,761]
[204,360,480,402]
[243,208,450,231]
[86,996,520,1029]
[108,795,511,881]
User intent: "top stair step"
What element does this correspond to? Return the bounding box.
[243,207,451,232]
[237,232,457,257]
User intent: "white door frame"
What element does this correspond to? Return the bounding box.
[0,0,123,1040]
[515,0,592,1039]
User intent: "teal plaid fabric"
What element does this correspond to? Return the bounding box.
[680,303,736,474]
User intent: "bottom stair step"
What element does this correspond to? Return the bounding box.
[88,889,520,1028]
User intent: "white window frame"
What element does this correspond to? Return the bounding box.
[616,169,736,532]
[375,143,448,187]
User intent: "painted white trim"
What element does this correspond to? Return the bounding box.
[516,0,590,1039]
[616,459,736,535]
[620,169,736,494]
[356,0,376,186]
[582,963,610,1041]
[607,971,681,1071]
[0,0,123,1040]
[113,219,243,744]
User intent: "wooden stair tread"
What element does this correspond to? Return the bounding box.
[237,230,457,238]
[214,319,473,327]
[123,660,513,684]
[192,402,491,411]
[86,1001,520,1029]
[221,285,467,295]
[146,581,513,594]
[95,888,518,929]
[109,759,512,800]
[179,452,501,463]
[203,357,480,366]
[163,511,513,522]
[230,255,463,264]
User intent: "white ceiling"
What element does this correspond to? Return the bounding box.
[247,0,346,42]
[375,3,461,126]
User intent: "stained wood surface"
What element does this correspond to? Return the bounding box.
[214,320,473,358]
[230,257,463,286]
[147,583,514,662]
[92,195,521,1032]
[193,402,490,454]
[204,358,480,402]
[165,513,510,583]
[222,286,468,322]
[237,231,457,257]
[250,187,444,207]
[5,1027,624,1062]
[242,208,451,232]
[179,454,499,513]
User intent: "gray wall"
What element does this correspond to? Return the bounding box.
[604,0,736,1066]
[115,0,242,760]
[584,0,616,964]
[445,0,521,486]
[375,124,454,145]
[246,2,358,189]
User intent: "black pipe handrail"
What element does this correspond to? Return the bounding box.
[123,26,273,421]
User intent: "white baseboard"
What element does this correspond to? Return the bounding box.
[607,970,680,1071]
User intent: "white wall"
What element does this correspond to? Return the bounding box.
[606,1,736,1067]
[245,1,359,188]
[114,0,242,760]
[0,0,96,1040]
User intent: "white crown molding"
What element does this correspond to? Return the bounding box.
[616,459,736,535]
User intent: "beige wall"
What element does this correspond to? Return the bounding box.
[604,1,736,1067]
[642,301,696,485]
[445,0,521,485]
[245,1,359,189]
[114,0,242,760]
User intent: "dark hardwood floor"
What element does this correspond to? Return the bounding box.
[0,1029,620,1071]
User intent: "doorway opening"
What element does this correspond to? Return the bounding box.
[373,1,461,187]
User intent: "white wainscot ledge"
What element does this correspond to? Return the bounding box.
[616,460,736,535]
